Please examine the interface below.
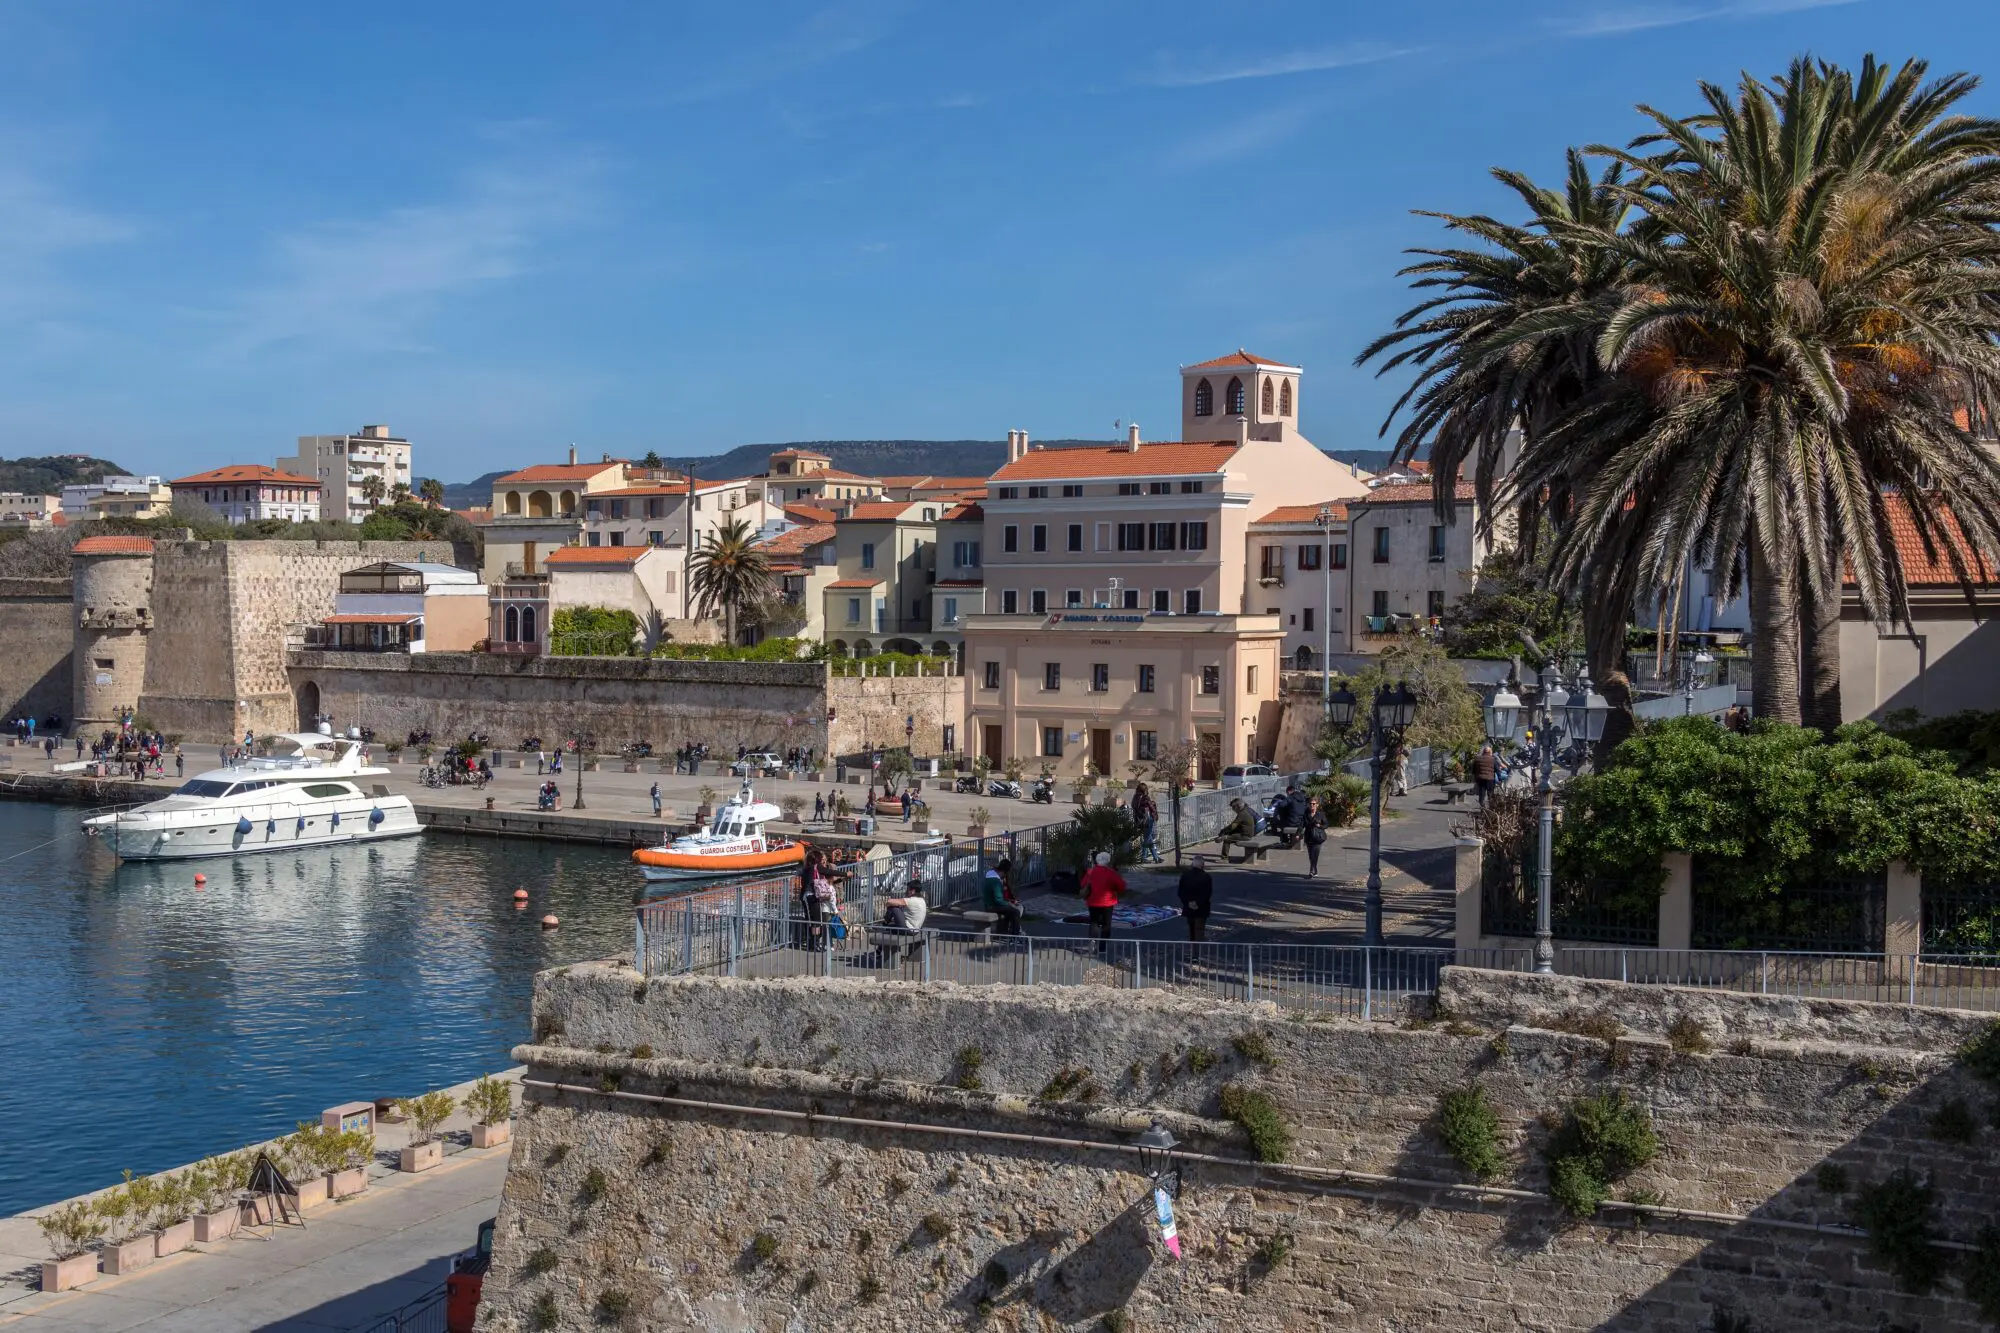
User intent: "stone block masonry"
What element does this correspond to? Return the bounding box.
[288,651,828,756]
[0,577,71,729]
[826,669,963,759]
[477,965,2000,1330]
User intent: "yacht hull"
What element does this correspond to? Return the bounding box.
[87,802,424,862]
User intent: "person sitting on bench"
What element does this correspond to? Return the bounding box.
[878,885,929,949]
[1217,798,1258,860]
[980,858,1024,936]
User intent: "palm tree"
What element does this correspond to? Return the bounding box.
[1358,151,1651,747]
[417,477,445,506]
[688,518,775,646]
[358,474,386,508]
[1532,56,2000,727]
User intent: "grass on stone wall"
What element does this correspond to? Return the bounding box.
[1220,1084,1292,1163]
[530,1292,559,1331]
[953,1046,984,1091]
[1232,1033,1276,1066]
[1436,1085,1506,1181]
[1665,1015,1711,1055]
[1543,1090,1657,1217]
[1852,1169,1944,1293]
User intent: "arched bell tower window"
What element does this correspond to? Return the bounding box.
[1193,378,1213,417]
[1279,379,1293,417]
[1226,377,1245,415]
[1260,377,1274,415]
[505,606,520,641]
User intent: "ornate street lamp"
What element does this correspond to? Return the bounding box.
[572,734,586,811]
[1134,1120,1182,1198]
[1328,681,1357,730]
[1360,680,1416,947]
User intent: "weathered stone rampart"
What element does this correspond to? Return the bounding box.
[288,651,829,754]
[826,670,962,759]
[479,965,2000,1331]
[0,576,71,728]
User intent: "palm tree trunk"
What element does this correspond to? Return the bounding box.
[1583,558,1638,755]
[1748,535,1803,726]
[1799,570,1844,735]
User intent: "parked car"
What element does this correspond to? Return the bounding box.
[730,752,783,775]
[1220,763,1275,788]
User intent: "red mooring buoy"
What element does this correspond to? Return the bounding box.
[193,873,206,886]
[541,914,560,930]
[513,889,529,901]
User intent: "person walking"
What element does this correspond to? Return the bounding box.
[1472,745,1497,807]
[650,782,662,817]
[813,792,826,822]
[1301,795,1328,878]
[173,746,184,777]
[1178,854,1214,941]
[536,748,546,776]
[1132,783,1160,863]
[1080,851,1126,959]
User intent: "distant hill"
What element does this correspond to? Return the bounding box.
[0,455,130,496]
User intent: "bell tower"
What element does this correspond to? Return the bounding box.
[1180,350,1304,445]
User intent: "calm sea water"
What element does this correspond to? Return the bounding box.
[0,799,649,1216]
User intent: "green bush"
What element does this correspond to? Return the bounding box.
[1543,1090,1657,1217]
[650,636,825,662]
[1437,1085,1506,1181]
[1220,1084,1292,1162]
[1852,1170,1944,1293]
[1047,804,1142,872]
[1303,772,1371,827]
[1963,1021,2000,1082]
[549,606,641,657]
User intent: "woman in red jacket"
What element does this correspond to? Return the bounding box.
[1080,851,1126,958]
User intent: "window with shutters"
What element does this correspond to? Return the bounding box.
[1043,662,1060,690]
[1067,523,1083,552]
[1150,522,1177,551]
[1193,378,1213,417]
[1261,377,1274,414]
[1117,522,1146,551]
[1031,525,1047,553]
[983,661,999,689]
[1180,521,1208,551]
[1226,377,1245,414]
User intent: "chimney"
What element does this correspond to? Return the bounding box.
[568,444,578,465]
[1235,415,1250,446]
[1126,423,1141,452]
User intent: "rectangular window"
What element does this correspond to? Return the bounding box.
[648,530,664,547]
[1090,663,1109,692]
[586,532,601,546]
[847,597,861,623]
[1117,522,1146,551]
[1180,481,1204,494]
[1122,588,1140,609]
[1042,726,1064,757]
[1002,589,1019,614]
[1428,590,1446,618]
[1372,527,1390,563]
[1137,665,1155,693]
[1247,665,1259,694]
[1043,662,1060,690]
[943,596,958,622]
[861,542,876,569]
[1259,546,1284,579]
[1332,543,1348,570]
[1152,589,1169,613]
[1031,589,1047,614]
[1118,482,1141,496]
[1027,485,1048,499]
[1148,481,1171,495]
[609,532,625,546]
[1298,544,1322,570]
[1135,730,1158,760]
[1181,521,1209,551]
[1150,521,1177,551]
[983,660,1000,689]
[913,600,924,620]
[1003,525,1018,554]
[1184,589,1202,615]
[1062,484,1084,497]
[1200,665,1220,694]
[1372,590,1390,617]
[1095,522,1110,551]
[1066,589,1083,608]
[1067,523,1083,552]
[996,486,1019,499]
[1429,525,1447,562]
[1031,525,1047,553]
[1303,607,1315,632]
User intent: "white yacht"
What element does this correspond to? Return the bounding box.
[83,732,422,861]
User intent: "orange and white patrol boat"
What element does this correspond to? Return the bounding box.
[631,781,806,880]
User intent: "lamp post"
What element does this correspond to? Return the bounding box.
[1314,506,1336,717]
[572,734,586,811]
[1328,679,1417,946]
[1678,649,1714,716]
[1482,663,1607,972]
[1134,1120,1182,1199]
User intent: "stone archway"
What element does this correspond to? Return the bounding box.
[296,680,321,731]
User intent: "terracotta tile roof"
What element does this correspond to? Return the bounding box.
[990,440,1241,482]
[1254,502,1348,526]
[940,502,984,522]
[542,545,650,566]
[495,461,626,484]
[758,522,837,557]
[71,535,155,556]
[1852,494,1998,587]
[876,475,930,488]
[323,613,422,625]
[1353,482,1477,505]
[839,501,923,522]
[1185,349,1293,371]
[827,578,883,588]
[785,503,837,523]
[171,464,321,487]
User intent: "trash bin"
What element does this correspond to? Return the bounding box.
[856,815,875,836]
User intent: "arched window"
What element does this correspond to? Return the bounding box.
[1193,378,1213,417]
[504,491,522,515]
[1279,379,1293,417]
[1226,377,1245,415]
[1260,377,1274,415]
[520,606,537,643]
[505,606,520,642]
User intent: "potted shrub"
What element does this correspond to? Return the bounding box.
[463,1075,515,1149]
[191,1155,244,1243]
[696,785,718,824]
[384,740,405,764]
[329,1129,373,1199]
[38,1201,105,1291]
[95,1176,156,1275]
[397,1091,455,1172]
[279,1127,333,1210]
[779,794,805,825]
[967,806,990,838]
[152,1171,197,1258]
[1003,755,1024,786]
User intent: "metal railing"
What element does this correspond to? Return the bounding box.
[632,906,1529,1020]
[348,1287,447,1333]
[1557,948,2000,1011]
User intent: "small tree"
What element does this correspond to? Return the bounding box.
[38,1201,105,1260]
[1047,805,1141,872]
[397,1091,457,1146]
[878,748,913,795]
[462,1075,515,1128]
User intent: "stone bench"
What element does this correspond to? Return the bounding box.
[1223,836,1281,864]
[962,910,1001,942]
[1442,782,1474,805]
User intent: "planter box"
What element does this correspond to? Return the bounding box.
[967,826,986,838]
[155,1218,195,1258]
[239,1196,270,1227]
[193,1207,238,1243]
[399,1141,444,1173]
[41,1253,96,1292]
[622,762,640,773]
[330,1167,368,1199]
[471,1121,512,1149]
[295,1175,330,1210]
[583,761,601,772]
[100,1235,155,1276]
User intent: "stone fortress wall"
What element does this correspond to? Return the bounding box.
[478,965,2000,1332]
[71,548,156,730]
[0,577,74,729]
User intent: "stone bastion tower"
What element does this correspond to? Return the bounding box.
[71,536,157,733]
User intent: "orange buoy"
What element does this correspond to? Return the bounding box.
[513,889,529,901]
[193,873,206,886]
[541,914,560,929]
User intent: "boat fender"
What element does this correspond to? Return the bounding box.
[297,816,307,832]
[266,819,276,835]
[331,811,341,827]
[368,807,385,826]
[236,816,252,835]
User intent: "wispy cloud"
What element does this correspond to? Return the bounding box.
[0,164,133,320]
[1554,0,1861,38]
[214,146,603,359]
[1139,41,1419,88]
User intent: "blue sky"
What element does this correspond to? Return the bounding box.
[0,0,1987,482]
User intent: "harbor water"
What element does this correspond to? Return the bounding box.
[0,799,649,1216]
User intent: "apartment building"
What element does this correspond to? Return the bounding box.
[278,424,413,522]
[478,452,632,579]
[962,352,1370,777]
[170,465,321,523]
[0,492,60,525]
[762,448,884,509]
[932,501,985,654]
[823,500,941,654]
[576,475,778,622]
[757,521,839,643]
[1246,503,1351,668]
[1343,482,1486,646]
[62,475,173,521]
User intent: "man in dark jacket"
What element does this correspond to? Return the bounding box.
[1178,855,1214,941]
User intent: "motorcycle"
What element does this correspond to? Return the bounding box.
[987,778,1023,800]
[419,767,446,789]
[1029,777,1054,804]
[952,775,981,794]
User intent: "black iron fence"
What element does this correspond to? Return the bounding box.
[1691,865,1886,953]
[1482,842,1658,946]
[1923,880,2000,954]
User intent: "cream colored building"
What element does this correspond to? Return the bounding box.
[762,448,884,510]
[539,545,682,650]
[963,351,1370,777]
[1343,482,1487,648]
[576,476,780,622]
[279,424,414,522]
[0,492,59,526]
[822,500,942,655]
[64,475,173,521]
[932,501,986,656]
[1840,496,2000,721]
[1246,502,1352,669]
[757,520,839,644]
[478,453,632,580]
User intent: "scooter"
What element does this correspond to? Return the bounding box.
[1029,777,1054,804]
[987,778,1023,800]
